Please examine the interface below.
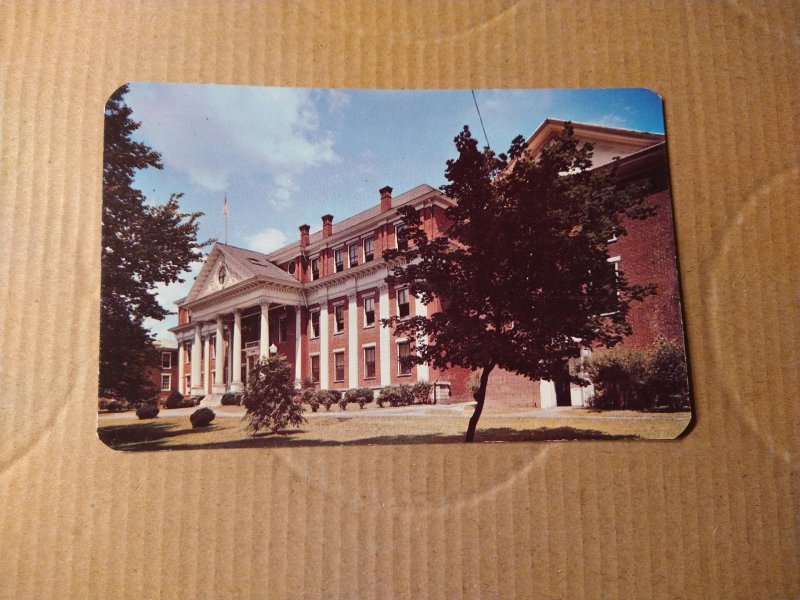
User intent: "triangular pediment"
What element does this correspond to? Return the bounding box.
[525,119,665,169]
[185,244,251,303]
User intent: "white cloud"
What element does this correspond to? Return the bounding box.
[246,227,289,254]
[327,89,351,115]
[594,113,630,129]
[126,83,340,207]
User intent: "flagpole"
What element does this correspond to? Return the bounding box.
[223,193,228,245]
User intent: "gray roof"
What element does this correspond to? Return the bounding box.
[215,243,298,283]
[267,183,439,258]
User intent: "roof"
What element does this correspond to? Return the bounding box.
[215,243,298,283]
[266,183,439,258]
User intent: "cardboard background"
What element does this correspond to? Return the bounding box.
[1,2,797,598]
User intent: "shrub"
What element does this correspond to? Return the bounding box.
[190,407,216,428]
[587,337,689,411]
[345,387,374,409]
[221,393,242,406]
[106,400,125,412]
[378,385,414,407]
[649,337,690,410]
[242,356,305,435]
[338,395,349,411]
[136,404,160,419]
[183,396,201,408]
[164,391,184,409]
[411,381,433,405]
[98,398,110,411]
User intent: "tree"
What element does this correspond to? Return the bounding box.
[242,355,306,435]
[100,85,205,403]
[383,123,657,441]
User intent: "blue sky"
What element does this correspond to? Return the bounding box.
[122,84,665,340]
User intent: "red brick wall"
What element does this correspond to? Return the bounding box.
[357,287,380,387]
[613,189,684,349]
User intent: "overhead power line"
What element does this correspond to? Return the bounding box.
[471,89,491,150]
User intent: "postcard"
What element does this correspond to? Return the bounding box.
[98,84,690,450]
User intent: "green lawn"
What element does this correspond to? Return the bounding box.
[98,409,690,451]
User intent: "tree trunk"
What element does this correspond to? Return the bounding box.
[465,363,495,442]
[554,359,572,407]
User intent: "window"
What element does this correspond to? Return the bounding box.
[397,288,410,319]
[185,342,191,363]
[397,341,412,376]
[334,248,344,272]
[161,374,171,391]
[278,315,287,343]
[364,346,376,379]
[363,296,375,327]
[162,352,172,369]
[184,374,190,392]
[210,336,216,359]
[334,304,345,333]
[311,257,320,280]
[334,352,345,382]
[396,224,409,251]
[310,355,320,383]
[363,236,374,262]
[310,310,320,338]
[348,243,359,268]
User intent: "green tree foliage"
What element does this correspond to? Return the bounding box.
[99,85,205,403]
[242,356,305,435]
[383,123,657,441]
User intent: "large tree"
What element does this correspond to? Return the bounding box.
[100,85,205,403]
[383,124,657,441]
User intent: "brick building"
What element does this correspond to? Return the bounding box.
[148,340,179,403]
[169,119,682,408]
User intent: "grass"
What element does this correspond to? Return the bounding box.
[97,408,690,451]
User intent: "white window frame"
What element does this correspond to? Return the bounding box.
[310,256,320,280]
[396,287,410,319]
[161,351,172,369]
[161,373,172,391]
[363,343,377,380]
[395,222,409,250]
[333,349,345,382]
[333,302,345,334]
[334,247,345,272]
[363,236,374,262]
[363,294,376,328]
[309,353,320,383]
[348,241,360,268]
[185,342,192,363]
[210,335,216,359]
[396,339,412,376]
[310,308,320,339]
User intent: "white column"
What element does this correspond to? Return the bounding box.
[213,315,225,393]
[260,301,270,360]
[379,284,391,386]
[190,323,203,396]
[177,341,185,395]
[204,334,211,393]
[347,291,358,387]
[539,380,556,409]
[319,301,329,388]
[230,309,243,393]
[415,294,430,382]
[294,305,302,384]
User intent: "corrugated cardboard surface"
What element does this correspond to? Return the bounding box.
[1,2,798,598]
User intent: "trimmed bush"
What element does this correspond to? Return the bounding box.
[411,381,433,405]
[345,387,374,409]
[106,400,125,412]
[183,396,201,408]
[377,384,414,407]
[164,391,184,409]
[221,393,242,406]
[338,396,349,411]
[242,356,305,435]
[136,404,160,420]
[190,407,216,428]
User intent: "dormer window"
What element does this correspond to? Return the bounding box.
[348,243,359,268]
[334,248,344,272]
[363,236,374,262]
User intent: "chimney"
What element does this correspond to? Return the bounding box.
[299,224,310,247]
[321,214,334,238]
[380,186,393,212]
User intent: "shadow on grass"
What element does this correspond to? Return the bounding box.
[99,422,637,452]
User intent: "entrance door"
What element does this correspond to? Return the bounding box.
[554,361,572,407]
